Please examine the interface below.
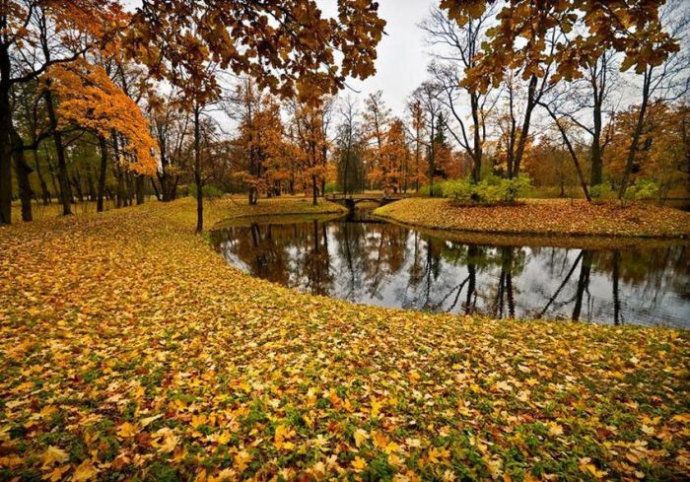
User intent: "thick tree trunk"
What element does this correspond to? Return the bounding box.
[113,134,125,208]
[11,131,33,222]
[97,136,108,212]
[590,103,603,186]
[0,45,13,224]
[115,168,125,208]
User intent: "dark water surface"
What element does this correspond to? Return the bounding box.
[211,211,689,328]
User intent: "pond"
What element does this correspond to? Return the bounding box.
[211,211,690,328]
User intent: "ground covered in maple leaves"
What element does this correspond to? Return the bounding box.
[1,197,689,481]
[374,198,690,239]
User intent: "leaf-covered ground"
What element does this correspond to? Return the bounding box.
[374,198,690,238]
[1,197,689,481]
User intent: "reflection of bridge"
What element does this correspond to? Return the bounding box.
[325,194,406,209]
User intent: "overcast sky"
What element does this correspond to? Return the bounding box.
[317,0,436,118]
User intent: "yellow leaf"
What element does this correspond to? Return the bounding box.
[208,468,236,482]
[351,456,367,472]
[117,422,138,439]
[140,414,162,428]
[217,431,232,445]
[41,446,69,467]
[547,422,564,436]
[354,428,370,448]
[158,432,179,453]
[72,460,99,482]
[274,425,296,451]
[233,449,252,473]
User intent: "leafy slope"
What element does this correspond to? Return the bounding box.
[374,198,690,238]
[1,198,688,481]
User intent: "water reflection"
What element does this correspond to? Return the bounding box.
[211,214,690,328]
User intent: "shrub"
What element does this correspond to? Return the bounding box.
[502,175,532,203]
[626,179,659,201]
[441,178,473,201]
[189,184,224,200]
[589,183,613,200]
[442,175,532,205]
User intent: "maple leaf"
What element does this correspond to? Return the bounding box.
[353,428,370,448]
[72,460,99,482]
[233,450,252,473]
[274,424,296,451]
[351,456,367,472]
[117,422,138,439]
[41,446,69,467]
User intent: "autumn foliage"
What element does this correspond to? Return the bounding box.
[46,60,158,176]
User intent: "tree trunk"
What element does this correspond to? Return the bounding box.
[0,44,13,224]
[11,130,33,222]
[72,170,84,203]
[312,175,318,206]
[135,175,144,205]
[618,68,652,200]
[44,89,72,215]
[113,134,125,208]
[32,150,51,205]
[470,93,482,184]
[97,136,108,212]
[194,105,203,233]
[511,75,538,179]
[590,111,603,186]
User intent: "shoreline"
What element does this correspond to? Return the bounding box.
[373,198,690,240]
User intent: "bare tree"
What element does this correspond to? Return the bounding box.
[410,81,443,196]
[421,5,497,183]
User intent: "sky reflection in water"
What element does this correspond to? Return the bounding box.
[211,213,690,328]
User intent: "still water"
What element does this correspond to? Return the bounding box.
[211,212,689,328]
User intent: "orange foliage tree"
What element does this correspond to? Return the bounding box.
[46,60,157,176]
[0,0,125,223]
[605,101,690,198]
[289,100,331,205]
[372,119,409,193]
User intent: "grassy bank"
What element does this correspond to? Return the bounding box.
[1,197,688,480]
[374,198,690,239]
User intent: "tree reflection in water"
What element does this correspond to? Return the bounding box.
[211,215,690,328]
